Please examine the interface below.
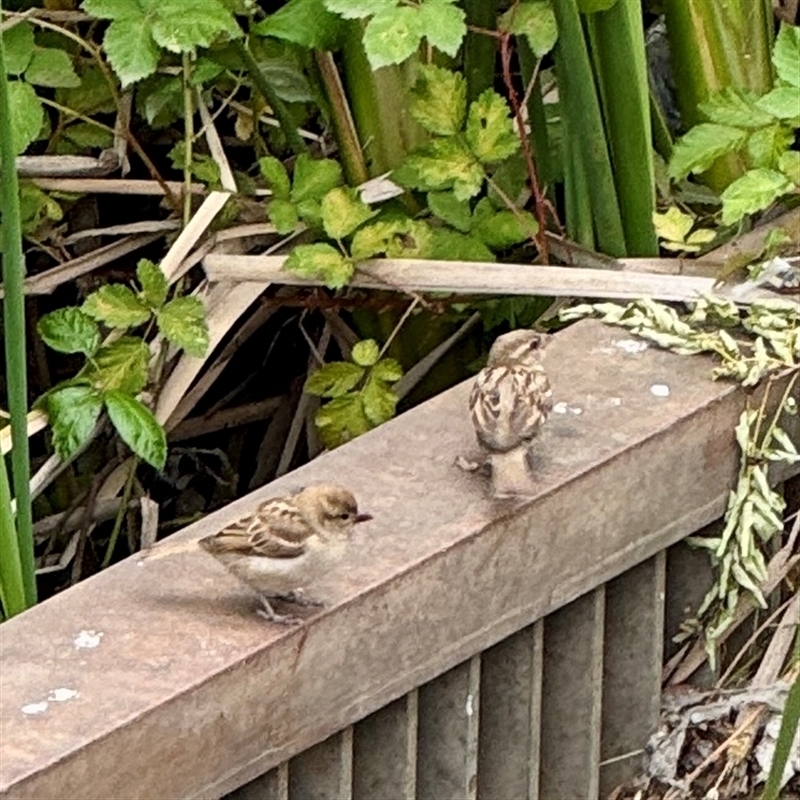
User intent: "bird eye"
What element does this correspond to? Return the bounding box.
[339,512,351,520]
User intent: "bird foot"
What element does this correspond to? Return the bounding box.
[489,448,537,498]
[256,596,303,626]
[454,453,491,474]
[269,589,324,608]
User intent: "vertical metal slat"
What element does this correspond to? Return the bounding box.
[288,728,352,800]
[600,553,666,796]
[476,620,544,800]
[224,763,289,800]
[539,588,605,800]
[416,655,481,800]
[352,690,418,800]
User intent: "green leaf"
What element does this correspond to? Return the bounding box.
[773,23,800,89]
[372,358,403,382]
[427,227,495,261]
[410,65,466,136]
[720,169,795,226]
[156,296,209,357]
[2,21,34,76]
[284,242,354,289]
[699,87,774,129]
[746,125,794,170]
[363,6,423,69]
[653,206,694,243]
[324,0,395,18]
[83,285,151,328]
[18,183,62,236]
[472,205,538,249]
[465,90,519,164]
[7,80,44,156]
[499,0,557,58]
[668,124,748,180]
[418,0,466,58]
[252,0,345,50]
[136,74,184,127]
[38,307,100,355]
[350,218,432,260]
[136,259,168,308]
[25,48,81,88]
[83,336,150,394]
[259,156,291,199]
[397,137,484,200]
[361,374,398,425]
[427,191,472,232]
[321,186,378,239]
[46,386,103,459]
[755,86,800,120]
[291,153,343,203]
[105,391,167,470]
[779,150,800,185]
[305,362,365,397]
[83,0,241,87]
[315,394,371,448]
[352,339,380,367]
[268,198,300,234]
[58,64,116,116]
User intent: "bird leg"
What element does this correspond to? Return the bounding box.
[490,446,535,498]
[256,595,303,625]
[268,589,324,608]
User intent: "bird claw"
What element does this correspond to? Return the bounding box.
[454,454,490,474]
[256,596,303,626]
[270,589,324,608]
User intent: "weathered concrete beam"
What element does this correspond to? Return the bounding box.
[0,320,782,799]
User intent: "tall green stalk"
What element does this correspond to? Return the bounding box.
[663,0,774,190]
[0,1,37,612]
[552,0,628,256]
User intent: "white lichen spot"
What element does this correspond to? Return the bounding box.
[553,401,569,414]
[609,397,622,406]
[616,339,648,354]
[465,694,474,717]
[48,688,78,702]
[74,630,104,649]
[651,384,670,398]
[570,407,583,415]
[21,701,48,715]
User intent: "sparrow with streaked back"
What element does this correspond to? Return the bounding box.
[143,484,372,624]
[469,330,553,497]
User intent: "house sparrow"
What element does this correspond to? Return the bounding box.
[142,484,372,624]
[468,330,553,497]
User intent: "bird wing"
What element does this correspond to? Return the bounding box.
[199,497,310,559]
[470,365,552,451]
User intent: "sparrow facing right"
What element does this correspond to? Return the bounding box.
[144,484,372,624]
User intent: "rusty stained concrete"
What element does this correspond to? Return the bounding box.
[0,319,757,799]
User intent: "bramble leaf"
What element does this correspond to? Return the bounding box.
[321,187,377,239]
[419,0,466,58]
[410,65,466,136]
[363,6,422,69]
[46,386,103,459]
[499,0,557,58]
[305,362,365,397]
[352,339,380,367]
[397,137,483,200]
[284,242,353,288]
[38,307,99,355]
[291,153,343,203]
[253,0,345,50]
[83,337,150,394]
[136,259,168,308]
[259,156,291,199]
[83,285,151,329]
[105,391,166,470]
[465,90,519,164]
[668,124,748,180]
[156,296,209,357]
[720,169,794,226]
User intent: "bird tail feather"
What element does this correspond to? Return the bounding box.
[138,539,201,561]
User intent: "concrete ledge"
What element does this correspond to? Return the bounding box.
[0,320,779,799]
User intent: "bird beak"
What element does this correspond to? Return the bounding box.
[355,513,373,524]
